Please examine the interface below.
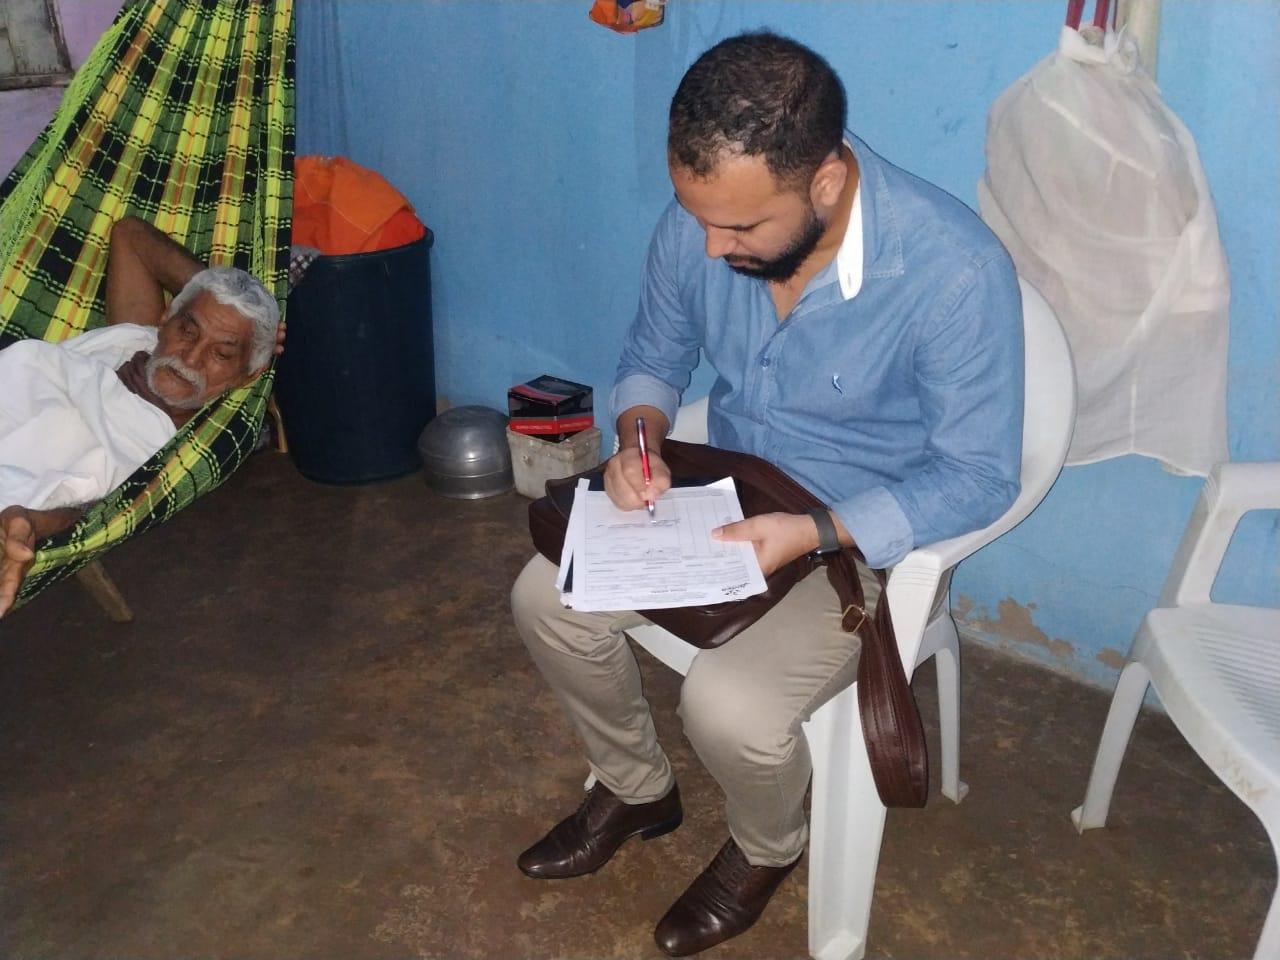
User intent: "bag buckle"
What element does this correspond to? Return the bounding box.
[842,603,867,633]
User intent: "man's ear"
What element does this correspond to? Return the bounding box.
[809,150,849,211]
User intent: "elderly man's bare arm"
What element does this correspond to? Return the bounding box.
[105,216,204,328]
[0,505,84,619]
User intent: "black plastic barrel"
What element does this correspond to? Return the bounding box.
[276,231,436,484]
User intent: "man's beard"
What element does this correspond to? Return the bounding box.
[145,355,208,410]
[725,206,826,282]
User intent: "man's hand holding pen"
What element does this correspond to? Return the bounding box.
[604,413,672,514]
[604,444,671,512]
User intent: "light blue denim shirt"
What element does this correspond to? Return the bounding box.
[612,134,1024,568]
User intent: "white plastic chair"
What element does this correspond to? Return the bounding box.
[1072,461,1280,960]
[617,278,1076,960]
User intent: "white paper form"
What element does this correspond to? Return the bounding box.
[555,478,589,597]
[560,477,767,612]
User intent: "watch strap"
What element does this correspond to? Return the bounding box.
[806,507,841,555]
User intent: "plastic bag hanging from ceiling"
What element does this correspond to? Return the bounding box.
[977,15,1230,476]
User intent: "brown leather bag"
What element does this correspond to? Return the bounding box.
[527,439,929,808]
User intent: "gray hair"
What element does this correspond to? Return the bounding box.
[167,267,280,372]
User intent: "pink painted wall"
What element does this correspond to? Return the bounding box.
[60,0,125,69]
[0,0,123,176]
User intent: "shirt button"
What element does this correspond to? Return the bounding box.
[760,357,771,367]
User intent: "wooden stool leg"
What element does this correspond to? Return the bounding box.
[75,561,134,623]
[266,393,289,453]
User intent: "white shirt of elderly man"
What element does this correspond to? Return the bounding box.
[0,325,175,512]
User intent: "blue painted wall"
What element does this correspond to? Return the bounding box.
[297,0,1278,687]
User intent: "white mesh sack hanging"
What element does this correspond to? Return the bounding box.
[977,8,1230,476]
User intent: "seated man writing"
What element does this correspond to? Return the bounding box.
[512,32,1024,956]
[0,216,281,617]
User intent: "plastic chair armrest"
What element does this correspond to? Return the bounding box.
[884,548,950,670]
[1212,462,1280,514]
[1160,461,1280,607]
[883,466,1060,666]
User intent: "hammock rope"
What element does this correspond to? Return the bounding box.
[0,0,295,610]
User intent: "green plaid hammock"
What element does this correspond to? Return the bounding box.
[0,0,295,611]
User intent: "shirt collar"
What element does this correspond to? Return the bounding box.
[801,141,863,303]
[847,132,905,281]
[836,157,864,301]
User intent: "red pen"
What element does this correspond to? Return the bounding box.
[635,416,656,521]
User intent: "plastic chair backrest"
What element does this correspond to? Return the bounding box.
[1016,278,1077,515]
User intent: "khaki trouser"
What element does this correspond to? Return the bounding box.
[512,554,953,866]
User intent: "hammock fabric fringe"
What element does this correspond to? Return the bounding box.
[0,0,295,611]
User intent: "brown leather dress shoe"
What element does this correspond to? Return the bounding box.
[517,781,682,880]
[653,837,801,957]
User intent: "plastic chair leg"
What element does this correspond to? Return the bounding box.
[1072,660,1152,832]
[804,682,882,960]
[1257,872,1280,960]
[930,619,969,803]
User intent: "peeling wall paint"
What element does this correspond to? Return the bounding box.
[957,596,1075,660]
[1096,648,1127,671]
[955,593,1099,682]
[956,592,1142,690]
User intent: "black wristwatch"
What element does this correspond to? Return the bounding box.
[806,507,842,556]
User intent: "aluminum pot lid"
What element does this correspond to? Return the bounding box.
[417,406,512,477]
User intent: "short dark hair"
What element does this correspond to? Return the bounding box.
[667,32,846,188]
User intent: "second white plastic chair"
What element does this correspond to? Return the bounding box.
[1072,461,1280,960]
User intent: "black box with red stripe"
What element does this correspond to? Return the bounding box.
[507,375,594,443]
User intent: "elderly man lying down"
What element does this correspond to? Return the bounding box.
[0,216,282,617]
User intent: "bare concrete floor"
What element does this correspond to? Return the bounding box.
[0,452,1272,959]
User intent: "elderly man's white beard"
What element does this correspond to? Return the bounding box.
[145,354,208,410]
